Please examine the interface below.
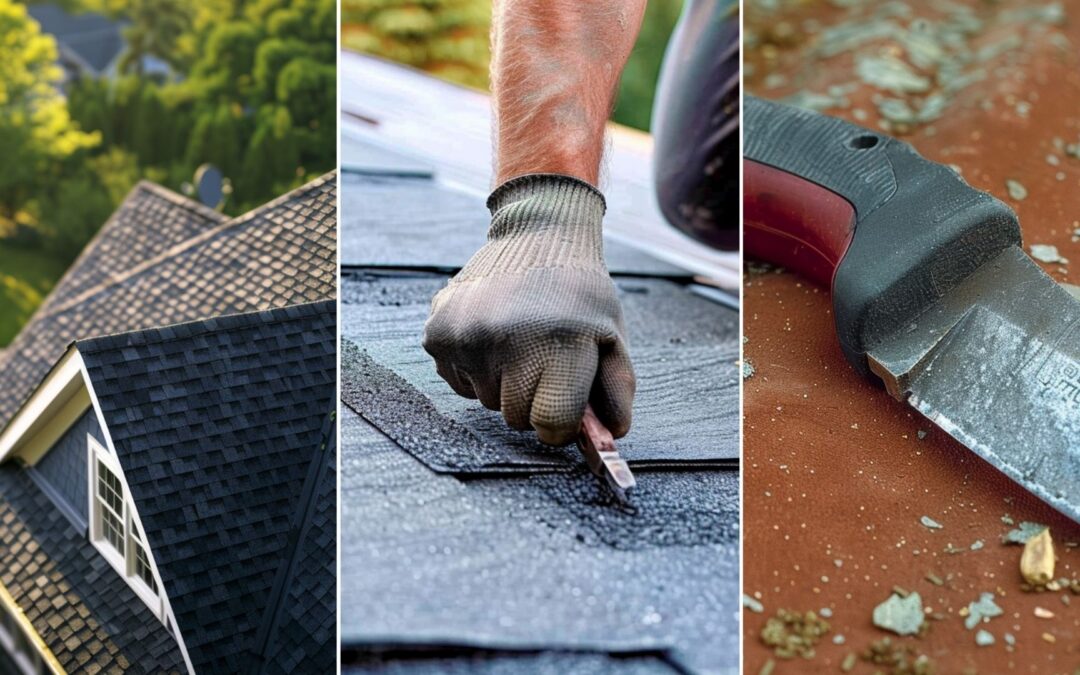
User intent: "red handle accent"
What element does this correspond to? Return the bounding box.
[744,159,858,288]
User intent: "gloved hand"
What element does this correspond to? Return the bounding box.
[422,174,636,446]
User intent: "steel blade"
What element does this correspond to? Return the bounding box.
[869,246,1080,523]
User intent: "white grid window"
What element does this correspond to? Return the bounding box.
[96,461,125,555]
[88,437,164,623]
[130,525,158,594]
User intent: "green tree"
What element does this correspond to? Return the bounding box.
[0,0,99,226]
[341,0,491,89]
[118,0,193,75]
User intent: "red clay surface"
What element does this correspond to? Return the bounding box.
[744,1,1080,672]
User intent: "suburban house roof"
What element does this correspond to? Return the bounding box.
[0,466,187,674]
[78,301,337,673]
[0,177,337,674]
[0,174,337,431]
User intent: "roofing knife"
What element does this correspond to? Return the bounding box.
[744,95,1080,524]
[578,405,636,503]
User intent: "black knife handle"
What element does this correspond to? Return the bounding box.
[744,95,1022,377]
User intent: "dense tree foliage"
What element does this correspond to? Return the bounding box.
[66,0,337,214]
[0,0,100,236]
[341,0,684,131]
[341,0,491,89]
[1,0,336,345]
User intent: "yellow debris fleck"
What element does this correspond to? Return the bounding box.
[1020,528,1055,586]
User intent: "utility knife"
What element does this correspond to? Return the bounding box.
[578,405,636,504]
[744,95,1080,523]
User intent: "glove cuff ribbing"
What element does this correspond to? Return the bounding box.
[486,173,606,215]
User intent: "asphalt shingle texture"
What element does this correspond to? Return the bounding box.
[340,273,740,472]
[77,300,337,673]
[0,465,186,674]
[0,174,337,430]
[262,421,338,675]
[339,406,740,675]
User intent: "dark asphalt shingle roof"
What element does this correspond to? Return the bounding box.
[0,174,337,430]
[77,301,337,673]
[339,404,739,674]
[340,145,740,673]
[0,466,186,674]
[340,272,739,472]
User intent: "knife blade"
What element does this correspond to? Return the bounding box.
[578,405,636,504]
[744,94,1080,523]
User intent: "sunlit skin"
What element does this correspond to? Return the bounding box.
[491,0,648,186]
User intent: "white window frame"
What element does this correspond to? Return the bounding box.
[87,436,164,619]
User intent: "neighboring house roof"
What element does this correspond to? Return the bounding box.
[27,3,125,74]
[0,466,186,674]
[0,173,337,431]
[77,301,337,673]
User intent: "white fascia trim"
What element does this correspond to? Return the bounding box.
[77,352,198,675]
[0,348,84,462]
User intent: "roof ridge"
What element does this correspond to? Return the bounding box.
[131,180,230,224]
[41,173,337,320]
[27,181,222,325]
[75,299,335,352]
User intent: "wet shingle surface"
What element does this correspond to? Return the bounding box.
[341,273,739,471]
[340,407,739,675]
[77,302,337,673]
[0,466,186,673]
[0,175,337,429]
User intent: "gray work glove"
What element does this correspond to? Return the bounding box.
[422,174,636,446]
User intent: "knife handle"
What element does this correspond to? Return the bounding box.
[743,95,1022,376]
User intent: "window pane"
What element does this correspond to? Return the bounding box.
[96,460,124,516]
[101,506,124,554]
[133,539,158,593]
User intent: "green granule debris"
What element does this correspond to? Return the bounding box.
[861,638,935,675]
[925,573,944,586]
[760,609,830,659]
[965,592,1003,630]
[920,516,943,530]
[742,359,756,380]
[1030,244,1068,264]
[873,592,925,636]
[1006,179,1028,201]
[841,652,858,672]
[759,659,776,675]
[1004,521,1048,544]
[744,594,765,613]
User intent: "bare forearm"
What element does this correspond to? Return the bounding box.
[491,0,647,186]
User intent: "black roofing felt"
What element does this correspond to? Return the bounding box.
[340,172,685,277]
[338,406,740,674]
[0,174,336,430]
[344,650,679,674]
[340,273,740,473]
[0,466,186,673]
[77,301,337,673]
